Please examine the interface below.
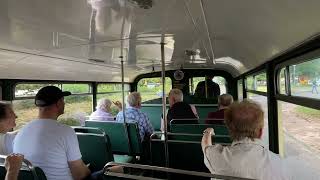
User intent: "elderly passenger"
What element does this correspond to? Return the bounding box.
[162,89,198,131]
[89,98,114,121]
[115,92,154,141]
[205,94,233,124]
[0,102,17,155]
[201,101,290,180]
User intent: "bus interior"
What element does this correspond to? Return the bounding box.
[0,0,320,179]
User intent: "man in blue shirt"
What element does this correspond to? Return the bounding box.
[115,92,154,142]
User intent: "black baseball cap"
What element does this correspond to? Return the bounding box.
[35,86,71,107]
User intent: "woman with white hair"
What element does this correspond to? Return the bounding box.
[89,98,114,121]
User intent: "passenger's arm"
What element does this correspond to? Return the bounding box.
[68,159,90,180]
[66,129,90,180]
[5,154,24,180]
[201,128,215,153]
[113,101,123,111]
[190,105,199,119]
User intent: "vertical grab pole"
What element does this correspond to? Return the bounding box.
[119,1,132,155]
[160,42,169,168]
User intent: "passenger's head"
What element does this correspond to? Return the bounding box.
[168,89,183,107]
[218,94,233,109]
[225,100,264,141]
[127,92,142,108]
[96,98,112,112]
[35,86,71,118]
[206,75,214,80]
[0,102,17,133]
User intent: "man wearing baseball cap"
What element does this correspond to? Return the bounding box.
[13,86,90,180]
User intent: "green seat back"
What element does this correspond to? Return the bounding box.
[140,105,165,131]
[85,121,131,154]
[170,123,229,135]
[170,124,231,143]
[168,133,231,144]
[127,123,142,155]
[140,105,218,129]
[168,141,208,173]
[150,136,210,174]
[195,105,218,122]
[76,133,114,172]
[0,165,47,180]
[150,136,166,167]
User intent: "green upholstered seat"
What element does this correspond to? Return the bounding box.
[140,105,165,131]
[85,121,142,161]
[85,121,131,154]
[195,105,218,121]
[170,123,229,135]
[76,132,114,172]
[140,105,218,130]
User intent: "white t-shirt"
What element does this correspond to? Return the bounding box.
[0,132,16,155]
[13,119,82,180]
[204,138,292,180]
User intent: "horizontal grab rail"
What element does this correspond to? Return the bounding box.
[103,162,255,180]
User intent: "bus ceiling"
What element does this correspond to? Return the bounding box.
[0,0,320,82]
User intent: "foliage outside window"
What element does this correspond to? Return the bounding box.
[246,73,267,92]
[137,77,172,102]
[97,83,130,116]
[255,73,267,92]
[13,83,92,129]
[246,76,254,90]
[289,58,320,98]
[279,68,286,94]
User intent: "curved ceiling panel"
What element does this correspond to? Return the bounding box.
[0,0,319,82]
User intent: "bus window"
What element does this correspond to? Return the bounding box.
[58,84,92,126]
[190,76,226,95]
[278,101,320,171]
[137,77,172,103]
[279,68,286,94]
[255,73,267,92]
[289,58,320,98]
[246,76,254,90]
[14,83,60,129]
[97,83,130,115]
[238,79,243,101]
[13,83,92,129]
[247,93,269,147]
[246,73,267,92]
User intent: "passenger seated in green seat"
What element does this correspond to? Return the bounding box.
[202,101,292,180]
[89,98,114,121]
[13,86,90,180]
[161,89,198,131]
[0,102,18,155]
[115,92,154,141]
[205,94,233,124]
